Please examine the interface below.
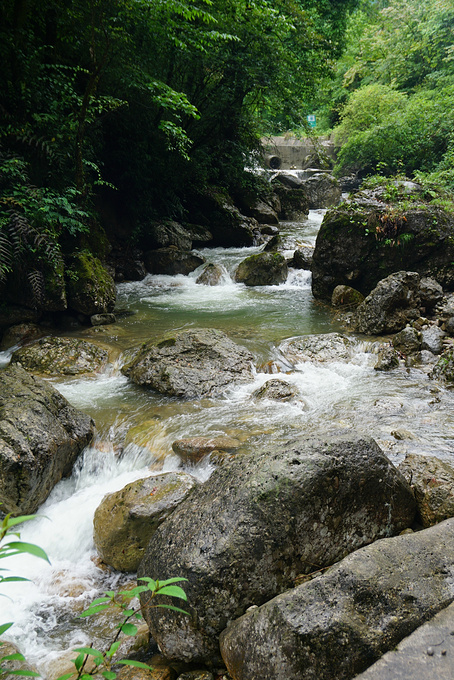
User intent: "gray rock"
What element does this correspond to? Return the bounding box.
[0,364,94,514]
[247,200,279,225]
[392,326,422,354]
[121,328,254,399]
[311,201,454,302]
[331,285,364,308]
[137,435,415,664]
[234,253,288,286]
[271,184,309,220]
[262,234,282,252]
[430,349,454,382]
[219,518,454,680]
[353,601,454,680]
[374,346,400,371]
[289,247,314,270]
[93,472,197,572]
[398,454,454,528]
[444,316,454,335]
[419,277,443,311]
[280,332,355,364]
[421,326,445,354]
[196,264,225,286]
[0,640,38,680]
[354,272,421,335]
[252,379,298,402]
[0,323,47,350]
[146,220,193,251]
[144,248,205,276]
[300,173,341,209]
[271,172,303,189]
[11,336,109,376]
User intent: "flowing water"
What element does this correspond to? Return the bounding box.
[2,209,454,675]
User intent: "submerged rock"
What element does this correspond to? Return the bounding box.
[11,336,109,376]
[93,472,197,572]
[252,379,299,402]
[0,364,94,514]
[220,518,454,680]
[234,252,288,286]
[122,328,254,399]
[137,435,415,664]
[374,346,400,371]
[171,436,241,464]
[196,263,225,286]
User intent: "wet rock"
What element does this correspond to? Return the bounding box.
[331,285,364,308]
[220,518,454,680]
[187,190,259,248]
[271,183,309,220]
[66,252,116,316]
[289,247,314,270]
[300,172,341,209]
[421,326,445,354]
[398,454,454,528]
[392,326,422,354]
[0,640,38,680]
[252,379,299,402]
[90,313,116,326]
[260,225,279,236]
[171,436,241,464]
[271,172,303,189]
[419,277,443,311]
[93,472,197,572]
[123,420,170,468]
[11,336,109,376]
[374,346,400,371]
[444,316,454,335]
[0,363,94,514]
[311,201,454,302]
[122,328,254,399]
[0,305,40,336]
[0,323,47,350]
[137,434,415,664]
[177,673,214,680]
[246,199,279,225]
[262,234,282,252]
[430,349,454,382]
[234,252,288,286]
[144,248,205,276]
[183,224,214,247]
[280,332,355,364]
[145,220,193,251]
[196,263,225,286]
[107,248,147,282]
[354,271,421,335]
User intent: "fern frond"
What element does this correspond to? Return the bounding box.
[27,269,45,308]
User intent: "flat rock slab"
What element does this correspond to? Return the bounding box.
[354,601,454,680]
[220,518,454,680]
[122,328,254,399]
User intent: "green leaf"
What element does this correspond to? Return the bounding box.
[2,671,41,677]
[119,623,137,636]
[73,648,104,659]
[101,672,116,680]
[73,653,85,671]
[5,542,49,563]
[116,661,153,669]
[54,673,74,680]
[0,623,13,636]
[105,641,120,658]
[155,585,187,600]
[155,604,190,616]
[2,515,39,530]
[155,577,188,587]
[137,577,156,589]
[79,604,111,618]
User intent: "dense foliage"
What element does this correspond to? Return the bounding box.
[0,0,357,273]
[323,0,454,187]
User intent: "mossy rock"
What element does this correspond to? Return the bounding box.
[234,252,288,286]
[11,336,109,376]
[66,252,116,316]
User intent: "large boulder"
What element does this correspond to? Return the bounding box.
[11,336,109,376]
[280,332,355,364]
[398,454,454,528]
[66,252,116,316]
[234,253,288,286]
[0,363,94,514]
[271,183,309,220]
[143,221,193,251]
[137,435,415,664]
[353,271,421,335]
[93,472,197,572]
[311,200,454,301]
[300,172,341,209]
[220,518,454,680]
[144,249,205,276]
[121,328,254,399]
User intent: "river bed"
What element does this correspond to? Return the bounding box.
[2,209,454,675]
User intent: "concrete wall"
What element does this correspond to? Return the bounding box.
[261,135,336,170]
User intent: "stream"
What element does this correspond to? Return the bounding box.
[2,209,454,676]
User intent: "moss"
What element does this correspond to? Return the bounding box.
[66,251,116,315]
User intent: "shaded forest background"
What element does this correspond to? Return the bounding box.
[0,0,453,289]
